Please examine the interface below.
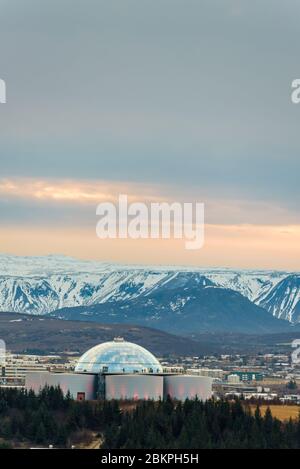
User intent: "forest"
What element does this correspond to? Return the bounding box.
[1,387,300,449]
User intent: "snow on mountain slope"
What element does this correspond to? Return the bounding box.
[204,271,284,302]
[0,254,117,277]
[0,254,298,321]
[53,274,290,334]
[0,271,169,314]
[258,275,300,322]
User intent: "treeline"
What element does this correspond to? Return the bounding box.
[1,387,300,448]
[0,387,120,448]
[103,397,300,449]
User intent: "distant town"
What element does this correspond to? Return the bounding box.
[2,348,300,405]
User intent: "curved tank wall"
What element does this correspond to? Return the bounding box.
[163,375,212,401]
[105,374,163,400]
[25,371,97,400]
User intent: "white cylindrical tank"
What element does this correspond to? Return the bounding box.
[25,371,97,400]
[163,375,212,401]
[105,374,163,400]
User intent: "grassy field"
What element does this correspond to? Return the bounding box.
[250,405,300,421]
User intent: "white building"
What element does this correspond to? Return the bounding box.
[26,338,213,402]
[227,374,240,384]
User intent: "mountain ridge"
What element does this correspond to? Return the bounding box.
[0,255,300,328]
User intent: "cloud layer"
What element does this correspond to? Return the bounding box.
[0,1,300,267]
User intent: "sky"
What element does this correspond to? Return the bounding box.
[0,0,300,269]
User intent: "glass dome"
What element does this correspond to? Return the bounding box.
[74,338,163,374]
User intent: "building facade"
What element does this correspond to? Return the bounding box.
[25,339,213,402]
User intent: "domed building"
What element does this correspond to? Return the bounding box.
[75,337,163,374]
[25,337,212,402]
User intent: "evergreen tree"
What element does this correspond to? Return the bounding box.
[35,422,47,444]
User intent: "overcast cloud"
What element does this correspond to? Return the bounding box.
[0,0,300,261]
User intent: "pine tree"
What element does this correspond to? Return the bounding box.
[35,422,47,444]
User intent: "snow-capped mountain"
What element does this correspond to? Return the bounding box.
[0,254,299,324]
[204,271,284,303]
[52,272,290,335]
[258,275,300,322]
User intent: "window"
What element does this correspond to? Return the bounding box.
[77,392,85,401]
